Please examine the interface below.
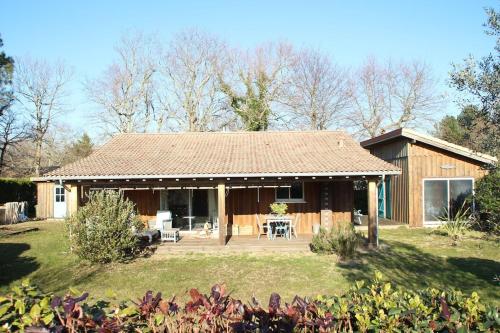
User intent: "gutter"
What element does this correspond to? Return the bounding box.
[31,170,401,182]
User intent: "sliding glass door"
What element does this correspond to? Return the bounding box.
[160,189,218,231]
[423,178,473,224]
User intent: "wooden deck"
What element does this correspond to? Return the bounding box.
[154,235,313,255]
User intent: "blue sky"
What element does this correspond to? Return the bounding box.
[1,0,497,138]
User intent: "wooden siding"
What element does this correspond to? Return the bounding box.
[226,181,353,235]
[122,190,160,222]
[368,139,410,224]
[39,181,354,235]
[408,142,489,227]
[36,182,54,219]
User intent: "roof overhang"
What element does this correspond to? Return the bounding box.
[31,170,401,182]
[360,128,498,165]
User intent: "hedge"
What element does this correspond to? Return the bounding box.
[0,273,498,332]
[0,178,36,217]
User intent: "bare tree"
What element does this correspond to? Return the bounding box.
[14,57,72,175]
[157,29,229,131]
[86,33,158,135]
[217,42,295,131]
[348,58,445,138]
[284,48,350,130]
[0,108,29,176]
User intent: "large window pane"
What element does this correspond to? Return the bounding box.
[290,182,303,199]
[276,187,289,199]
[424,180,448,222]
[192,190,208,217]
[450,179,473,219]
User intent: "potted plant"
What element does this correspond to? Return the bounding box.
[270,202,288,216]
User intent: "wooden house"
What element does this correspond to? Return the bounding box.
[361,128,497,227]
[32,131,400,245]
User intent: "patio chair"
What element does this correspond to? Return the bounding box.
[256,214,270,240]
[155,211,179,243]
[156,211,172,229]
[273,219,289,239]
[291,213,301,239]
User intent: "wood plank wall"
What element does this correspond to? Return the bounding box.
[368,139,410,224]
[42,181,355,234]
[36,183,54,219]
[227,181,353,235]
[122,190,160,222]
[408,142,489,227]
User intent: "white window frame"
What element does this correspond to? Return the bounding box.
[275,182,305,203]
[422,177,474,226]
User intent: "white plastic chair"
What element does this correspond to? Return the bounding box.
[156,210,173,231]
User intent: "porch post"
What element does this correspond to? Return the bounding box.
[67,184,80,217]
[217,182,227,245]
[367,178,378,248]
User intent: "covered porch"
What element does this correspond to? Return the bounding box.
[63,175,382,247]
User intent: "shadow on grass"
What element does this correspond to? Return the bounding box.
[0,243,40,286]
[338,240,500,302]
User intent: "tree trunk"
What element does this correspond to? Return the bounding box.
[34,137,43,176]
[0,142,7,176]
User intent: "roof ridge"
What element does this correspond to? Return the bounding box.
[113,130,347,136]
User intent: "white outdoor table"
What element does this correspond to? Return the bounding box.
[182,216,196,231]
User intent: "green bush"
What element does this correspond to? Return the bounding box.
[310,221,362,259]
[474,169,500,235]
[0,178,36,217]
[0,273,498,332]
[66,190,142,263]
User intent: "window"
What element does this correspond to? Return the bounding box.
[423,178,473,224]
[55,186,65,203]
[275,182,304,202]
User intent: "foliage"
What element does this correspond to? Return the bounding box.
[310,221,362,259]
[434,105,498,157]
[66,190,142,263]
[0,274,498,332]
[449,8,500,157]
[269,202,288,215]
[434,114,467,146]
[0,34,14,117]
[437,202,471,245]
[473,168,500,235]
[0,178,35,216]
[61,133,94,165]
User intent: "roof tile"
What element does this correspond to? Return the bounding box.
[43,131,400,178]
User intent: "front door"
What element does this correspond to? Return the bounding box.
[54,185,66,218]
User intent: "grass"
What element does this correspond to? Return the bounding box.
[0,220,499,305]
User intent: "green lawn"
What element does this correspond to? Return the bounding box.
[0,220,499,305]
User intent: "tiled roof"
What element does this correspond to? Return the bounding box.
[40,131,400,179]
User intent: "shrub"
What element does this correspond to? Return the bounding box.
[0,274,498,332]
[0,178,36,217]
[473,168,500,235]
[310,221,362,259]
[66,190,142,263]
[438,202,471,245]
